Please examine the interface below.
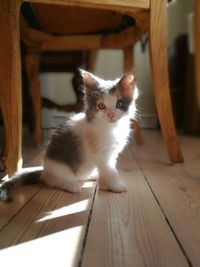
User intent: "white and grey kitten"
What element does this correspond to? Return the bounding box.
[0,70,138,202]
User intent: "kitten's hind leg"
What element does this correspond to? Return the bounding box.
[42,159,81,193]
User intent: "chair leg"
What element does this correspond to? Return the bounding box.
[123,45,144,145]
[0,0,22,176]
[25,52,42,145]
[88,50,98,71]
[123,46,134,73]
[149,0,183,163]
[132,119,144,145]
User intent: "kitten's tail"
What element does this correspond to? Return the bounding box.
[0,167,43,202]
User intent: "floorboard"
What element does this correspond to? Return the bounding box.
[0,141,96,267]
[133,130,200,267]
[81,147,189,267]
[0,182,96,267]
[0,130,200,267]
[0,185,41,230]
[0,145,43,230]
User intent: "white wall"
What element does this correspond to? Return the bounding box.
[40,73,76,128]
[94,50,123,79]
[168,0,193,46]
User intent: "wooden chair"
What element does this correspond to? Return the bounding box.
[0,0,184,176]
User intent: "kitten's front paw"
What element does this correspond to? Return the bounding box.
[109,180,127,193]
[98,177,109,191]
[66,181,81,193]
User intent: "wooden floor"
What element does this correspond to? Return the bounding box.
[0,130,200,267]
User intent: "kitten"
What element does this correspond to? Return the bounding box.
[0,70,138,202]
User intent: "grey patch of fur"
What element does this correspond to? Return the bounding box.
[45,124,84,173]
[116,96,133,112]
[0,182,14,202]
[21,171,41,185]
[110,78,134,112]
[85,89,104,122]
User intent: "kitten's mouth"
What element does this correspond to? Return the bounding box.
[107,118,116,123]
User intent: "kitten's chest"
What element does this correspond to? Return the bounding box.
[85,124,128,154]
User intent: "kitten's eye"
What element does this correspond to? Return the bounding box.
[97,103,106,110]
[116,100,124,109]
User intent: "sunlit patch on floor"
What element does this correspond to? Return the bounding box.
[37,199,90,223]
[0,226,84,267]
[82,181,96,189]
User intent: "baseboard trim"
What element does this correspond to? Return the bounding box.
[140,114,158,129]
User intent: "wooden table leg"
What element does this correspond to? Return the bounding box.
[149,0,183,163]
[123,45,144,145]
[25,52,42,145]
[0,0,22,176]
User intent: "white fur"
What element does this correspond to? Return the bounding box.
[42,86,137,193]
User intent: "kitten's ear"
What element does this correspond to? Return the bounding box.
[79,69,99,93]
[73,69,85,93]
[119,72,135,97]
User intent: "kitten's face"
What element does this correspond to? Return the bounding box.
[80,70,136,124]
[95,90,132,123]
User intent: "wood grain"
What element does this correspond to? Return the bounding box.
[0,146,43,230]
[0,185,41,230]
[123,45,134,73]
[101,26,145,49]
[132,119,144,145]
[0,0,23,175]
[132,130,200,267]
[33,5,124,35]
[176,136,200,182]
[21,25,144,51]
[0,182,96,267]
[88,50,98,71]
[148,0,183,163]
[25,52,42,145]
[41,34,101,51]
[82,148,189,267]
[1,130,199,266]
[24,0,150,11]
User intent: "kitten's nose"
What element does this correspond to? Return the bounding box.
[107,111,115,119]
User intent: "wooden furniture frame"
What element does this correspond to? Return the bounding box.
[0,0,183,176]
